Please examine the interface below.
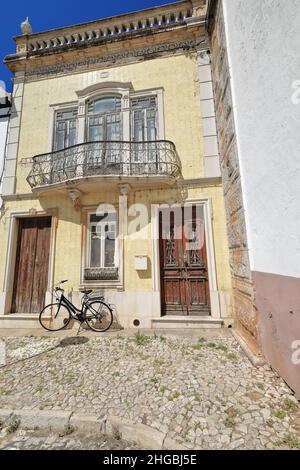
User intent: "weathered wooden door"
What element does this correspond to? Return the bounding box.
[12,217,52,313]
[159,206,210,316]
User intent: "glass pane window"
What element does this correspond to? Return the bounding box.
[68,120,77,147]
[56,122,66,151]
[88,212,117,268]
[88,97,121,115]
[54,109,78,151]
[90,225,101,268]
[131,96,156,110]
[133,111,144,143]
[131,96,157,142]
[107,114,121,141]
[87,97,122,142]
[88,116,104,141]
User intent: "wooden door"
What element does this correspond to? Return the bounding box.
[12,217,52,313]
[159,206,210,316]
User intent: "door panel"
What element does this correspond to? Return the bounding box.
[159,207,210,316]
[12,217,52,313]
[31,218,52,312]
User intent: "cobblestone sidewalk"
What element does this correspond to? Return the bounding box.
[0,428,138,450]
[0,332,299,450]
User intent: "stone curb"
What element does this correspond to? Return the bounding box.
[0,408,188,450]
[231,330,265,367]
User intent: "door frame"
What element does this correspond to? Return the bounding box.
[151,199,221,319]
[1,210,57,315]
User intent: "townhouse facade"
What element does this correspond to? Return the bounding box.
[0,0,233,330]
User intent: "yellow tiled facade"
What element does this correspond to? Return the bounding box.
[0,1,232,329]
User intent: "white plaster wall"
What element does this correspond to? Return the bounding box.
[222,0,300,278]
[0,116,9,195]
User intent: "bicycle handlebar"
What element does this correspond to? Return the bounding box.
[54,280,68,287]
[53,280,68,294]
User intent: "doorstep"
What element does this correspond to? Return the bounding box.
[0,313,48,329]
[151,315,224,329]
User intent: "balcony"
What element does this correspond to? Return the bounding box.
[27,140,181,192]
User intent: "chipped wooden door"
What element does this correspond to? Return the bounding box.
[12,217,52,313]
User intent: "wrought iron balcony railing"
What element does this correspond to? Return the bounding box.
[27,140,181,189]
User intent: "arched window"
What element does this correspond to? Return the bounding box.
[87,96,122,141]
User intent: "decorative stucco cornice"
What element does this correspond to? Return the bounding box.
[9,1,206,57]
[176,176,222,186]
[76,82,134,99]
[24,37,209,81]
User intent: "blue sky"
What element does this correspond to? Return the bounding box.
[1,0,170,92]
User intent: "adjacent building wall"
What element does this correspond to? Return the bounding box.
[208,1,257,346]
[209,0,300,397]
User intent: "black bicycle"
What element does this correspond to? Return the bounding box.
[39,280,113,332]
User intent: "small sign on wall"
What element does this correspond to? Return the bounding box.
[134,256,148,271]
[99,71,110,79]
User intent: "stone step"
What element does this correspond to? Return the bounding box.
[151,315,224,329]
[0,313,46,329]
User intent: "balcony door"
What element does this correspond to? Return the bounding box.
[131,96,158,174]
[87,97,122,173]
[52,109,78,183]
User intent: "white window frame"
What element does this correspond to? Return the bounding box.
[131,95,158,142]
[80,205,124,289]
[76,82,132,143]
[53,108,78,151]
[130,88,165,140]
[49,86,165,151]
[87,211,117,269]
[48,101,78,152]
[85,95,123,143]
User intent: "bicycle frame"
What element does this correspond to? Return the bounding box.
[54,290,104,321]
[57,294,82,318]
[40,281,113,333]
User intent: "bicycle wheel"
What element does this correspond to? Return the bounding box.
[85,301,113,332]
[39,303,71,331]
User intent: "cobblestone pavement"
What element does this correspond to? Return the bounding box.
[0,428,138,450]
[0,332,300,450]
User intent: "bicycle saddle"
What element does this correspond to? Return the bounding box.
[81,289,93,295]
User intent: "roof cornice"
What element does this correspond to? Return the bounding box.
[14,1,203,40]
[5,0,206,64]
